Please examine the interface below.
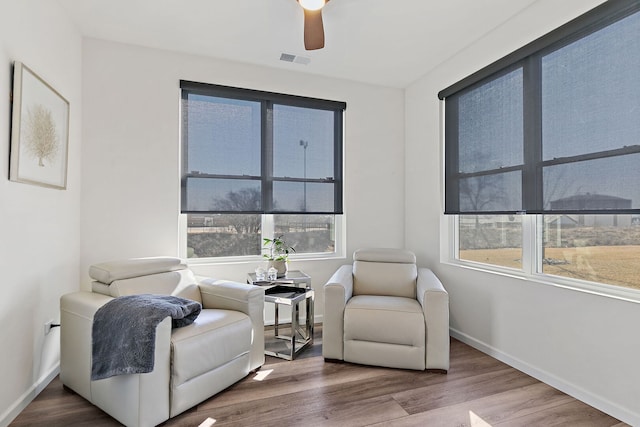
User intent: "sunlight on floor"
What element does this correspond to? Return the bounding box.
[469,410,493,427]
[253,369,274,381]
[198,417,216,427]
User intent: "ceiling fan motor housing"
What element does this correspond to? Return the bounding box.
[298,0,329,50]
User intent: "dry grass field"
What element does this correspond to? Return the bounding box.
[460,245,640,290]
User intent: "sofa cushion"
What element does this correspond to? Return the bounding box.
[353,248,416,264]
[353,261,417,298]
[170,309,252,388]
[89,257,187,285]
[344,295,425,347]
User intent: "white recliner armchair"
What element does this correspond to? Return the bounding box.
[323,248,450,371]
[60,257,264,427]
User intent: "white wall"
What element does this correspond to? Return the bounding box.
[0,1,82,425]
[80,38,406,317]
[11,1,633,424]
[405,0,640,424]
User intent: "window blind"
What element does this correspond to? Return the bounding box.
[180,81,345,215]
[441,0,640,215]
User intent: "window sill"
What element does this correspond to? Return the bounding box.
[443,259,640,305]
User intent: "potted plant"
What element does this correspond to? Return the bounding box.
[263,235,295,277]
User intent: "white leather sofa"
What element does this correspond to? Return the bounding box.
[60,257,264,427]
[323,248,450,371]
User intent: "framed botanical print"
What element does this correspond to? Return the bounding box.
[10,61,70,189]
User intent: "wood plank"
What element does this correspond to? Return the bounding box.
[9,334,629,427]
[182,394,408,427]
[201,356,393,409]
[493,399,624,427]
[373,383,573,426]
[373,383,623,427]
[393,367,539,413]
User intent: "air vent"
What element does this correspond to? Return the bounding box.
[280,53,296,62]
[280,53,311,65]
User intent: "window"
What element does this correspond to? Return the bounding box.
[180,81,345,259]
[458,215,522,270]
[185,213,336,259]
[541,214,640,288]
[455,214,640,292]
[441,1,640,294]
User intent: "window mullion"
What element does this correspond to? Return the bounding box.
[522,56,543,213]
[521,214,536,275]
[333,109,344,214]
[261,214,275,249]
[263,100,274,212]
[452,215,460,260]
[521,54,542,275]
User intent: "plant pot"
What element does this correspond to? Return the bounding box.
[268,260,287,278]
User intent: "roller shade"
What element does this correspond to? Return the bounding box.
[441,0,640,215]
[181,81,345,215]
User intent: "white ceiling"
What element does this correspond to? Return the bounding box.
[56,0,539,88]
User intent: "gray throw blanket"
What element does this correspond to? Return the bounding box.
[91,294,202,381]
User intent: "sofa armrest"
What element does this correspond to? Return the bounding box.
[322,265,354,360]
[416,268,450,371]
[198,279,265,370]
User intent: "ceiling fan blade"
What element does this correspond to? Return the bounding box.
[303,8,325,50]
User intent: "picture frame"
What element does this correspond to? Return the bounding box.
[10,61,69,189]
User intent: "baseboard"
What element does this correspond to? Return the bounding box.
[450,328,639,426]
[0,363,60,427]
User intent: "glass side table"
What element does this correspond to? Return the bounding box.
[247,270,313,360]
[247,270,311,289]
[262,285,314,360]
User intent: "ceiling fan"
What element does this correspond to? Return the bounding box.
[297,0,330,50]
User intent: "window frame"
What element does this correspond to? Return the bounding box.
[443,213,640,304]
[178,81,346,263]
[440,0,640,303]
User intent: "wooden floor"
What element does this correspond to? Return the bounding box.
[11,325,627,427]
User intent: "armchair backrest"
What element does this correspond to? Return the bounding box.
[352,248,417,298]
[89,257,202,303]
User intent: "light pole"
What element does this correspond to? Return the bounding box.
[299,140,308,212]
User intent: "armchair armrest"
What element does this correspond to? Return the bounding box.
[416,268,450,371]
[322,265,354,360]
[60,291,172,426]
[60,291,113,400]
[198,279,265,370]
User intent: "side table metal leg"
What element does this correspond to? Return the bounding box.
[274,302,279,337]
[290,302,298,359]
[295,296,301,334]
[308,295,314,344]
